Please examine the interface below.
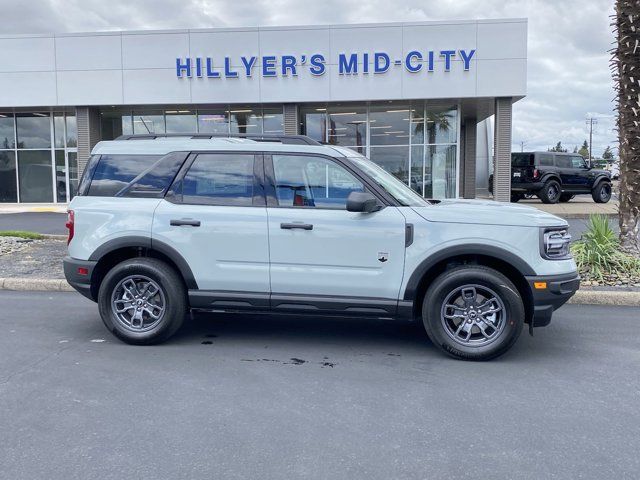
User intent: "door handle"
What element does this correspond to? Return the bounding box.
[170,219,201,227]
[280,222,313,230]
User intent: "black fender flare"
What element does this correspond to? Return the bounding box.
[540,173,562,187]
[591,175,611,189]
[88,236,198,289]
[402,243,536,301]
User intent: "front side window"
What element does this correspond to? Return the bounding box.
[570,155,587,168]
[181,154,254,206]
[272,155,364,209]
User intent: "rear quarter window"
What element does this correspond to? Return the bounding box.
[84,153,186,197]
[536,153,554,166]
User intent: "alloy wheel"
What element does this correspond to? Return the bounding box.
[110,275,166,332]
[440,284,507,347]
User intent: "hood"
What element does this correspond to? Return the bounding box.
[411,199,568,228]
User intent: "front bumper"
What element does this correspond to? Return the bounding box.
[63,256,98,301]
[525,272,580,327]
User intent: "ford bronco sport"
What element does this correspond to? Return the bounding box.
[64,134,579,360]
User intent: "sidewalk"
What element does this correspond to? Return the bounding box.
[0,203,68,214]
[521,196,618,219]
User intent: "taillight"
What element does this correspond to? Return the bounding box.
[65,210,74,245]
[533,168,540,179]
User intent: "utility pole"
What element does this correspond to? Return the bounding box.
[585,117,598,164]
[519,140,526,152]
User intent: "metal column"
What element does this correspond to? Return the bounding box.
[493,98,513,202]
[462,118,477,199]
[76,107,101,174]
[283,104,299,135]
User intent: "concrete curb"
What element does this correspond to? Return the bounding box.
[568,289,640,306]
[0,278,639,306]
[561,213,619,220]
[0,278,74,292]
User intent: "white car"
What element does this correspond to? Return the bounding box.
[64,134,579,360]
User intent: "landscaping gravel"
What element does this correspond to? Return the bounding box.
[0,237,65,279]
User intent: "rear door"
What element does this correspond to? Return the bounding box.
[555,154,575,190]
[152,152,270,302]
[264,153,407,314]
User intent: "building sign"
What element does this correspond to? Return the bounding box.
[175,49,476,79]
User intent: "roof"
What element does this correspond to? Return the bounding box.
[91,137,353,157]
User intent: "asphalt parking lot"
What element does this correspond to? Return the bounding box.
[0,291,638,479]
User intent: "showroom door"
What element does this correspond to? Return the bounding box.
[265,153,407,310]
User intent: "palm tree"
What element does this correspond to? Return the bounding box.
[613,1,640,253]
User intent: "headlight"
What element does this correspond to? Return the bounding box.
[540,227,572,260]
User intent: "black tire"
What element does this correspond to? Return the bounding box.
[510,193,524,203]
[592,181,612,203]
[98,258,187,345]
[559,193,574,203]
[422,266,524,361]
[538,180,561,204]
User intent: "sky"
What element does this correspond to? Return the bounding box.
[0,0,617,157]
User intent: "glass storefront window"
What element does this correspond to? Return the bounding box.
[16,114,51,149]
[18,150,53,202]
[369,104,410,146]
[0,151,17,202]
[165,110,197,133]
[197,109,229,134]
[410,104,425,145]
[426,105,457,144]
[369,146,409,183]
[327,106,366,152]
[230,107,261,135]
[66,115,77,147]
[300,107,326,143]
[54,114,65,148]
[410,145,425,196]
[0,114,15,149]
[262,107,284,134]
[55,150,66,202]
[428,144,457,199]
[132,112,165,134]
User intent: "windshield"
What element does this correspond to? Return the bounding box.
[348,155,429,207]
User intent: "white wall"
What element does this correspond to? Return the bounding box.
[0,19,527,107]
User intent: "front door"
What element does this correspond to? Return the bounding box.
[152,152,270,297]
[265,153,407,313]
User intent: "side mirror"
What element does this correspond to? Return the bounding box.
[346,191,380,213]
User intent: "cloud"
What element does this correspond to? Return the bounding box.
[0,0,617,157]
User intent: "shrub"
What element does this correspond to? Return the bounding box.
[570,214,640,280]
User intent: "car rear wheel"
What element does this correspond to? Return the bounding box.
[538,180,561,204]
[559,193,574,203]
[98,258,187,345]
[592,182,612,203]
[422,266,524,361]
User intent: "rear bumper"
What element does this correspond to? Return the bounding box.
[525,272,580,327]
[63,256,97,301]
[512,181,544,192]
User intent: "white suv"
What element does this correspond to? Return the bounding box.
[64,134,579,360]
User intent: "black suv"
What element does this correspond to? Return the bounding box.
[489,151,612,204]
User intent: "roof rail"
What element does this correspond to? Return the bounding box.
[113,133,321,146]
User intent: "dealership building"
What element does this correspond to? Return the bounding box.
[0,19,526,204]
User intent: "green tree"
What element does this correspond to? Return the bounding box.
[602,146,614,159]
[578,140,590,159]
[613,1,640,252]
[549,141,567,152]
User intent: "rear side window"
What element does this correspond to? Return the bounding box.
[511,153,534,167]
[537,153,554,166]
[179,153,255,206]
[88,154,161,196]
[555,155,571,168]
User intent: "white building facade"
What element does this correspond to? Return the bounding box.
[0,19,527,203]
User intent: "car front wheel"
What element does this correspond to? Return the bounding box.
[98,258,187,345]
[592,182,612,203]
[422,266,524,361]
